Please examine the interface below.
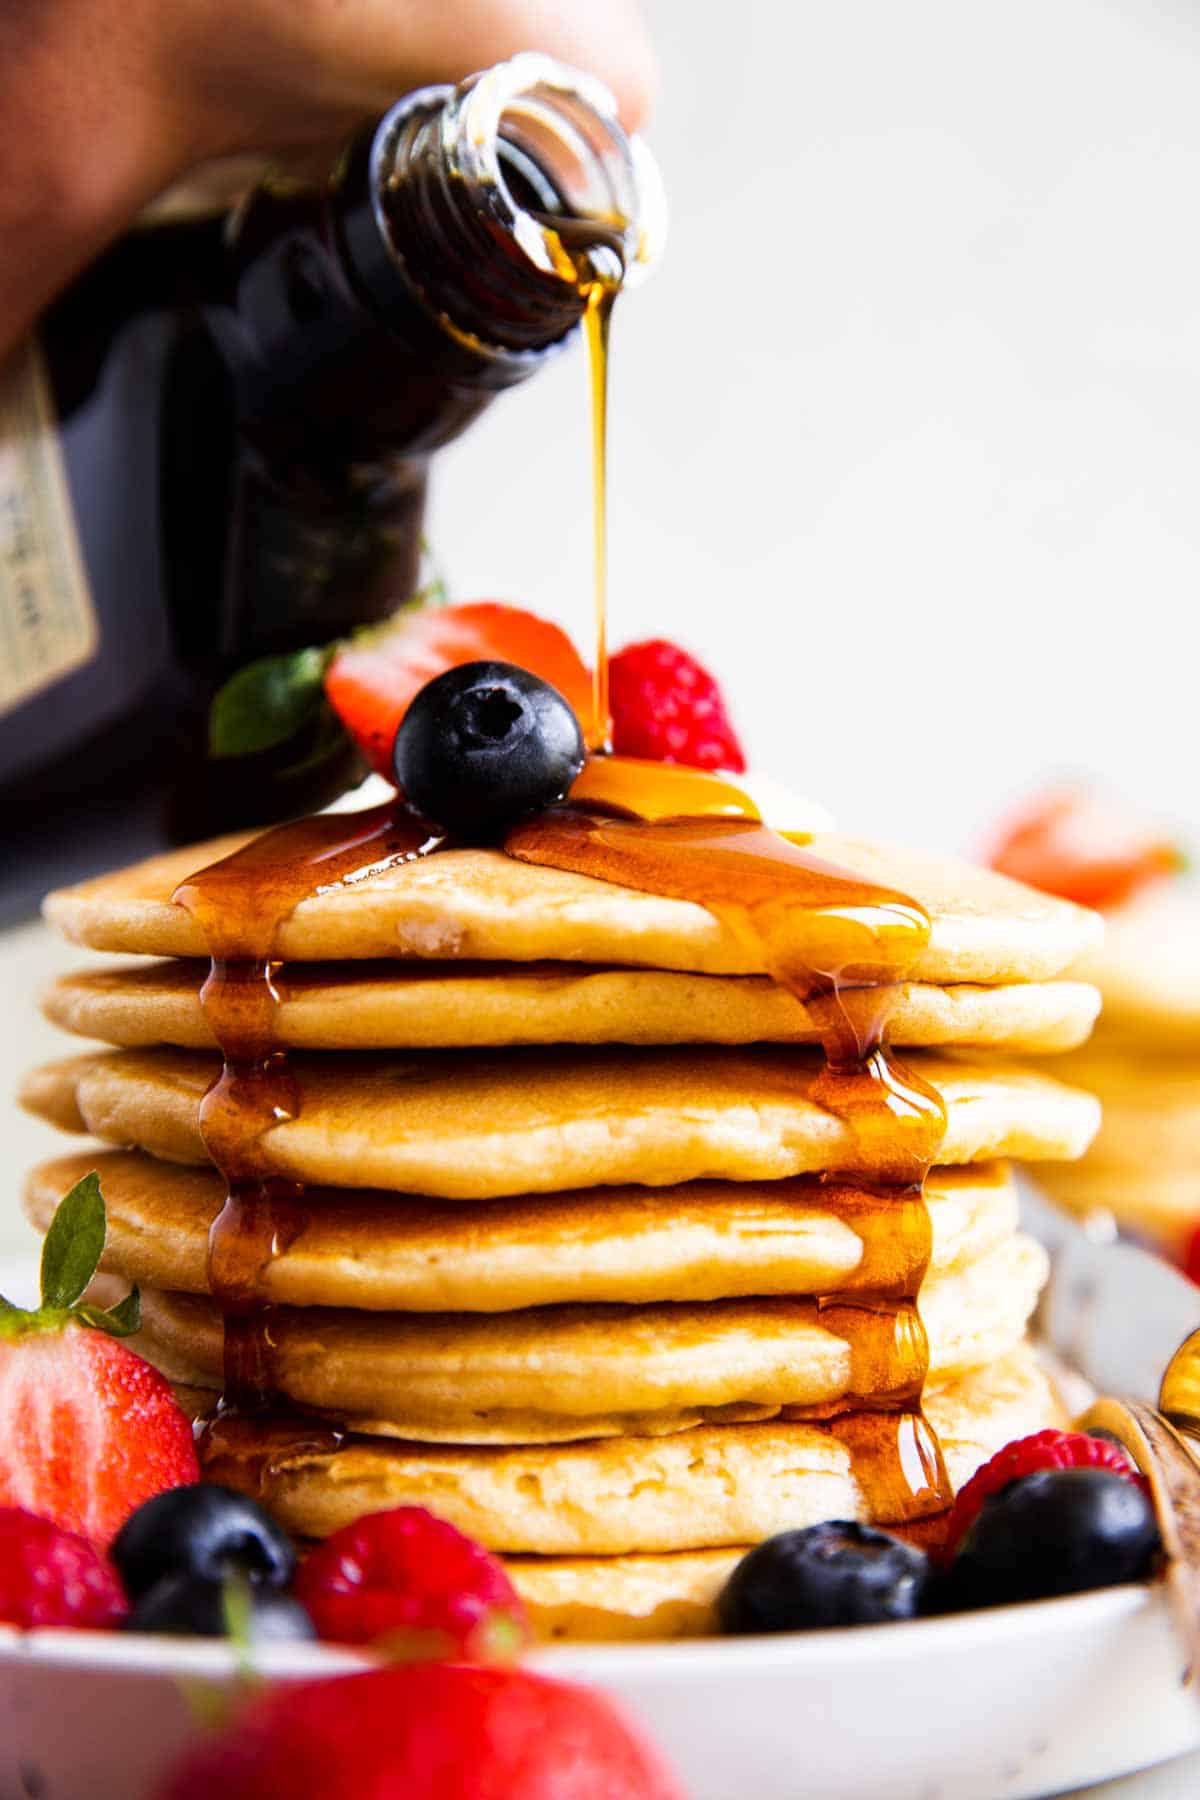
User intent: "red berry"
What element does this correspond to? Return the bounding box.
[295,1506,528,1657]
[158,1663,685,1800]
[326,602,594,777]
[985,785,1180,910]
[0,1506,128,1629]
[1184,1224,1200,1285]
[0,1327,199,1547]
[943,1429,1147,1562]
[608,639,745,772]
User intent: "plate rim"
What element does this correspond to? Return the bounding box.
[0,1580,1154,1679]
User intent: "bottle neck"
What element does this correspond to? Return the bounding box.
[340,54,664,361]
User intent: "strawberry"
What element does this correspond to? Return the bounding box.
[158,1663,686,1800]
[325,602,594,776]
[0,1173,198,1547]
[942,1429,1147,1563]
[608,639,745,772]
[295,1506,528,1657]
[985,785,1182,910]
[0,1506,128,1629]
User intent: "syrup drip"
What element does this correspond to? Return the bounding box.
[172,806,447,1412]
[506,755,953,1519]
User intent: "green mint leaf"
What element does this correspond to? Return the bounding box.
[209,646,333,759]
[39,1172,106,1310]
[75,1287,141,1338]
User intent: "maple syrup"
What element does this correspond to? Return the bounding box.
[172,806,448,1410]
[175,772,955,1515]
[506,756,953,1518]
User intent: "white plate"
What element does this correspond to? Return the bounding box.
[0,1582,1194,1799]
[2,1227,1197,1800]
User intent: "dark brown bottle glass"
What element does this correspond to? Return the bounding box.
[0,53,663,919]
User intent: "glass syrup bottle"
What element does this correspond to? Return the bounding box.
[0,53,663,917]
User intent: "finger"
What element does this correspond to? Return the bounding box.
[179,0,656,159]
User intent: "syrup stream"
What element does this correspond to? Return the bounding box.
[583,281,616,752]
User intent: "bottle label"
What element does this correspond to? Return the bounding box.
[0,338,98,717]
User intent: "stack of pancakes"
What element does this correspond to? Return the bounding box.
[21,819,1103,1639]
[1027,882,1200,1259]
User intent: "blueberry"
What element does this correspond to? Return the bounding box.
[946,1468,1160,1609]
[125,1571,315,1642]
[111,1484,295,1600]
[393,661,585,839]
[717,1521,932,1633]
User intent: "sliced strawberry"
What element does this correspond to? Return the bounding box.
[325,602,594,776]
[985,786,1181,910]
[0,1330,198,1548]
[0,1172,198,1546]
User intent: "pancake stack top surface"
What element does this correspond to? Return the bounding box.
[1028,877,1200,1258]
[22,761,1105,1640]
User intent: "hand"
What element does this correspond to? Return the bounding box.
[0,0,655,357]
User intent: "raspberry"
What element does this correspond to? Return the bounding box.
[0,1506,128,1629]
[294,1506,529,1656]
[942,1430,1146,1562]
[609,639,746,772]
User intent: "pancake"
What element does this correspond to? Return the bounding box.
[1029,1040,1200,1166]
[508,1547,744,1642]
[43,828,1102,985]
[1072,885,1200,1044]
[19,1046,1101,1197]
[25,1151,1019,1310]
[193,1345,1059,1552]
[41,960,1101,1055]
[1026,1037,1200,1250]
[106,1235,1045,1444]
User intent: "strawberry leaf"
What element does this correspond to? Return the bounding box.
[75,1288,141,1338]
[221,1570,260,1683]
[40,1171,106,1310]
[0,1307,38,1338]
[209,646,334,759]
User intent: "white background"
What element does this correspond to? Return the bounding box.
[433,0,1200,856]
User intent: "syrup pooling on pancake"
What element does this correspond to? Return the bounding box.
[169,750,952,1513]
[172,806,448,1409]
[507,754,953,1518]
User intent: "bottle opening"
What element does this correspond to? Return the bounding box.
[372,53,665,357]
[454,54,666,290]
